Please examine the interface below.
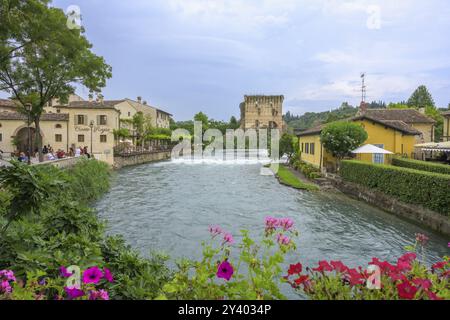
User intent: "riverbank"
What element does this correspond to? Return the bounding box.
[113,150,171,169]
[275,165,320,191]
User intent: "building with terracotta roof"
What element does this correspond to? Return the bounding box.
[295,108,435,171]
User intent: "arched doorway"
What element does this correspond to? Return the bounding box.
[15,127,40,154]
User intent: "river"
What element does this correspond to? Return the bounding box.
[95,160,449,286]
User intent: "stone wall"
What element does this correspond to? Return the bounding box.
[113,151,171,169]
[32,156,85,169]
[328,176,450,236]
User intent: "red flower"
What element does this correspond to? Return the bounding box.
[313,261,333,273]
[346,268,365,286]
[396,260,412,272]
[432,261,448,270]
[388,271,407,282]
[294,275,309,286]
[398,253,417,264]
[427,291,443,301]
[288,263,303,276]
[397,281,418,300]
[331,261,349,273]
[370,258,396,274]
[412,278,432,291]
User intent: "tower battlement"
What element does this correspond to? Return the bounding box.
[240,95,284,130]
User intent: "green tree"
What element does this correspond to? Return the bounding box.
[229,116,239,129]
[320,121,368,162]
[387,103,410,109]
[279,133,296,159]
[194,112,209,130]
[407,85,435,108]
[0,1,112,161]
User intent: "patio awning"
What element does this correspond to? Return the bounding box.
[416,141,450,152]
[351,144,394,154]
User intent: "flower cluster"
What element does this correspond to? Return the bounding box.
[0,270,16,294]
[61,266,114,300]
[264,217,294,234]
[287,253,449,300]
[208,225,234,245]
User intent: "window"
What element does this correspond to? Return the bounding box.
[56,109,61,113]
[373,144,385,164]
[55,134,62,142]
[255,120,260,128]
[98,115,107,125]
[78,135,85,143]
[301,143,304,152]
[76,115,86,125]
[55,124,62,129]
[310,143,315,155]
[128,112,131,117]
[305,143,309,154]
[100,135,107,143]
[0,133,2,142]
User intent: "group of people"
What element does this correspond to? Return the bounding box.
[15,145,91,163]
[43,144,91,161]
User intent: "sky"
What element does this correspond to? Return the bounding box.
[8,0,450,120]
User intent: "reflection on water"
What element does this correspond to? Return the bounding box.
[96,161,449,281]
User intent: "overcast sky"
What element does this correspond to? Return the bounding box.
[9,1,450,120]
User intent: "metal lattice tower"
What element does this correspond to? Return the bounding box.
[361,73,367,103]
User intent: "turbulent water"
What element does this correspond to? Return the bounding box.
[96,160,449,291]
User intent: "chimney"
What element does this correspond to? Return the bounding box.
[137,96,142,104]
[98,93,104,104]
[143,101,147,105]
[359,101,367,115]
[419,106,426,114]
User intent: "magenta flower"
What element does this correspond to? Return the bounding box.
[209,225,223,237]
[276,233,291,246]
[64,287,85,299]
[1,280,12,294]
[223,233,234,245]
[89,289,110,300]
[265,216,279,232]
[217,261,234,281]
[0,270,16,282]
[59,266,73,278]
[82,266,103,284]
[279,218,294,231]
[103,268,114,283]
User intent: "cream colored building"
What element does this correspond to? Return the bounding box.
[443,111,450,142]
[240,95,284,130]
[0,98,120,165]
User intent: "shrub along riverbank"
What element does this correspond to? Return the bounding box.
[0,159,171,300]
[392,157,450,176]
[340,160,450,215]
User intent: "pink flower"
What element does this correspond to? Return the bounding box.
[223,233,234,245]
[103,268,114,283]
[89,289,110,300]
[427,291,443,301]
[412,278,432,291]
[59,266,73,278]
[415,233,429,246]
[346,268,365,286]
[396,281,418,300]
[276,233,291,246]
[265,216,279,232]
[64,287,85,299]
[217,261,234,281]
[278,218,294,231]
[398,252,417,264]
[208,225,223,237]
[82,266,103,284]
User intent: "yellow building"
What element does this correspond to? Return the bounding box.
[296,109,428,171]
[443,111,450,142]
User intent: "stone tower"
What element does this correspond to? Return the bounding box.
[240,95,284,130]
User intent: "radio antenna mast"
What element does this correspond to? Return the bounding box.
[360,72,367,103]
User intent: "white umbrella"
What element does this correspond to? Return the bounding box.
[351,144,394,154]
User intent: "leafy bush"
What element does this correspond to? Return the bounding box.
[161,218,298,300]
[293,160,322,180]
[340,160,450,215]
[392,157,450,175]
[320,121,368,160]
[0,159,171,300]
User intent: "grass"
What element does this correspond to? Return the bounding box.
[274,165,319,191]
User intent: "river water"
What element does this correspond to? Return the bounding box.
[96,160,449,287]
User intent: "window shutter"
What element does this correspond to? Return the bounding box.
[97,115,100,125]
[74,115,78,125]
[85,115,88,126]
[104,115,108,126]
